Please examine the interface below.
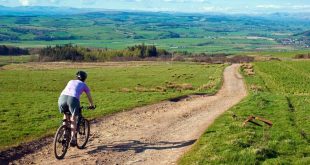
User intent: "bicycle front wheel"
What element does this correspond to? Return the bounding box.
[76,118,90,149]
[53,125,70,159]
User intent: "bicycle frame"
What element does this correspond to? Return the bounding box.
[54,106,92,159]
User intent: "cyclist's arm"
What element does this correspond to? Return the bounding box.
[84,85,94,107]
[86,92,94,107]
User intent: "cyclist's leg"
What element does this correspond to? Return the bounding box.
[70,115,77,139]
[67,96,80,145]
[58,95,70,125]
[63,114,70,125]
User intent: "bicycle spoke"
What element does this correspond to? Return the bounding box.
[53,125,70,159]
[76,119,90,149]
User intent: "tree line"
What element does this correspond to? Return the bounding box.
[1,44,255,64]
[39,44,171,62]
[0,45,29,55]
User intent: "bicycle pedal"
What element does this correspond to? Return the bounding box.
[70,138,77,147]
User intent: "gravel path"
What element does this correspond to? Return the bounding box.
[10,64,247,165]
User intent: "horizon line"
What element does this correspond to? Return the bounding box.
[1,5,310,16]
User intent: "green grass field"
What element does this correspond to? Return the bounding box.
[1,12,308,54]
[0,37,287,54]
[179,61,310,164]
[241,50,310,58]
[0,62,225,150]
[0,55,34,67]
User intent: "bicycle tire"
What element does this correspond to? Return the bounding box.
[76,118,90,149]
[53,125,70,159]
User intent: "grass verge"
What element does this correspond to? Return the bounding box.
[179,61,310,164]
[0,61,225,150]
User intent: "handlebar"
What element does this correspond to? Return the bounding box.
[80,105,96,110]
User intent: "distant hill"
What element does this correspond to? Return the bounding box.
[0,5,309,21]
[0,5,98,16]
[0,6,309,52]
[265,12,310,21]
[294,30,310,37]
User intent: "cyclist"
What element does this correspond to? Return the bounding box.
[58,71,94,146]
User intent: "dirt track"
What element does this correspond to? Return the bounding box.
[10,64,247,165]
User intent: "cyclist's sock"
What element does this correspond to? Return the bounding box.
[62,119,67,125]
[70,138,77,147]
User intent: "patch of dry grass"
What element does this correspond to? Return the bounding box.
[241,63,255,76]
[2,61,169,70]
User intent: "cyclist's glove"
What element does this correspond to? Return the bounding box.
[88,105,96,110]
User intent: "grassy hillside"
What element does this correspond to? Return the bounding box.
[0,11,309,53]
[179,61,310,164]
[0,62,224,150]
[241,50,310,58]
[0,55,34,67]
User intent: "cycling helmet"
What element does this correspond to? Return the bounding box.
[76,71,87,82]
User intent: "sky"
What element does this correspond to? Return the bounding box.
[0,0,309,13]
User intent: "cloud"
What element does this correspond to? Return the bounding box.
[19,0,30,6]
[81,0,97,5]
[201,6,231,12]
[145,7,178,12]
[291,5,310,9]
[114,0,208,1]
[255,4,310,11]
[163,0,208,2]
[256,4,282,9]
[48,0,61,4]
[117,0,144,2]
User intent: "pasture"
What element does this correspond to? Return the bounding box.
[0,55,33,67]
[179,61,310,164]
[1,11,309,53]
[0,62,224,150]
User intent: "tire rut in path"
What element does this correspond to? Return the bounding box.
[11,64,247,165]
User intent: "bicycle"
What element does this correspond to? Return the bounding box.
[53,106,95,159]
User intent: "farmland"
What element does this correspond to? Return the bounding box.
[240,50,310,58]
[0,55,35,67]
[179,61,310,164]
[0,62,224,150]
[0,9,309,54]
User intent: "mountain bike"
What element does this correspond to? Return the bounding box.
[53,106,95,159]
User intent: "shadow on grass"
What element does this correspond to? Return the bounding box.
[88,139,196,154]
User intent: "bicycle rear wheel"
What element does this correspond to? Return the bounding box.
[76,118,90,149]
[53,125,70,159]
